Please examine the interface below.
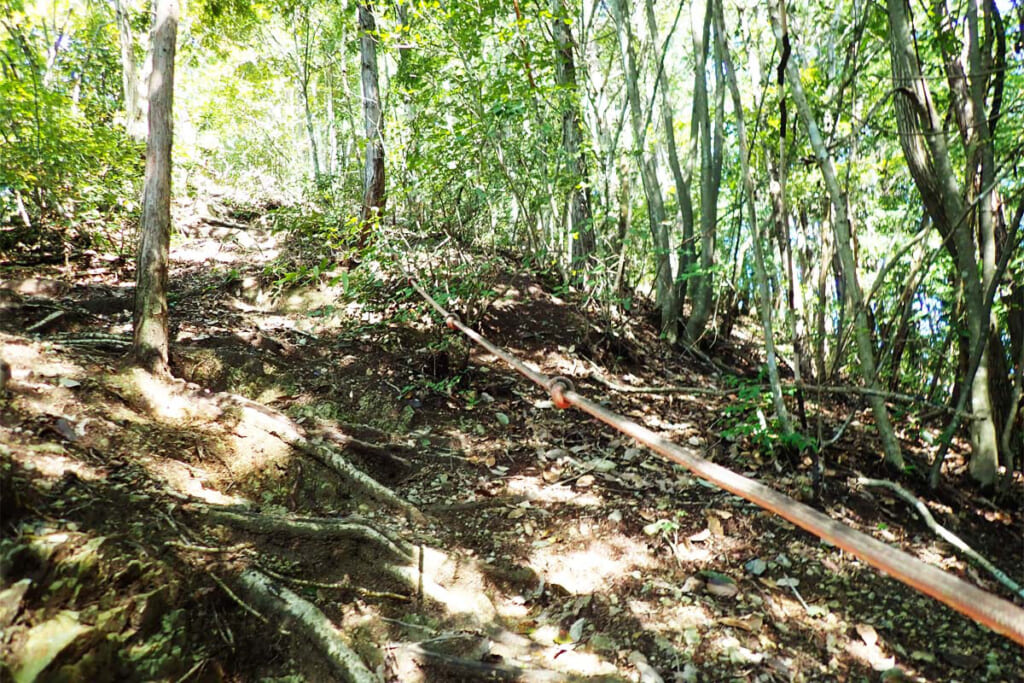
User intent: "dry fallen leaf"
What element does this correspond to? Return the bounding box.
[718,614,763,632]
[856,623,878,647]
[707,515,725,537]
[689,528,711,543]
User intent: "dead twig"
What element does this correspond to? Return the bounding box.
[856,477,1024,600]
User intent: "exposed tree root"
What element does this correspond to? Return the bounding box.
[197,506,415,561]
[387,638,564,682]
[285,435,426,523]
[315,422,415,474]
[220,392,426,522]
[192,503,497,623]
[236,568,381,683]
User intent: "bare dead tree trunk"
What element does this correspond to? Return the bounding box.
[358,2,385,242]
[133,0,177,375]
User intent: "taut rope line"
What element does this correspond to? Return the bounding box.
[406,277,1024,647]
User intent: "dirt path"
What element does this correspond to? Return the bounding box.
[2,214,1022,681]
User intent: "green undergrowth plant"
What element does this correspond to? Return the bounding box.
[717,374,816,460]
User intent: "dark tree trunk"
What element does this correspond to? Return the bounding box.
[551,0,595,274]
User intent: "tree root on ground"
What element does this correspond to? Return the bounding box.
[196,505,415,561]
[236,568,382,683]
[284,434,426,524]
[219,392,427,523]
[192,502,497,623]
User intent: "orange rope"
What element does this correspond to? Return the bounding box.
[409,278,1024,647]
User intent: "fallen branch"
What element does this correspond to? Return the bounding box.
[236,568,381,683]
[856,477,1024,600]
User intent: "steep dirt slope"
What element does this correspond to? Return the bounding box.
[1,218,1022,681]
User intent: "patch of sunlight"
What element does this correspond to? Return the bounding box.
[549,355,586,378]
[517,625,620,678]
[3,337,84,386]
[662,602,714,631]
[220,418,292,477]
[388,564,497,623]
[129,368,221,421]
[504,476,604,506]
[540,646,619,678]
[672,541,713,564]
[530,537,652,595]
[142,456,249,506]
[845,638,896,672]
[705,633,766,666]
[174,239,251,264]
[10,448,105,483]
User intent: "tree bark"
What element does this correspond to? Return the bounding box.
[358,2,385,241]
[885,0,999,484]
[133,0,177,376]
[642,0,695,303]
[551,0,595,274]
[682,0,722,345]
[714,1,792,436]
[114,0,145,140]
[293,8,322,184]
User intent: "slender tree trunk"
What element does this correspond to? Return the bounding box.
[133,0,177,376]
[551,0,595,275]
[682,0,722,344]
[326,67,336,177]
[293,10,322,184]
[772,5,902,467]
[642,0,694,303]
[885,0,999,484]
[609,0,677,340]
[714,1,792,436]
[114,0,145,140]
[358,2,385,239]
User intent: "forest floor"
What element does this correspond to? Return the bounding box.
[1,203,1023,682]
